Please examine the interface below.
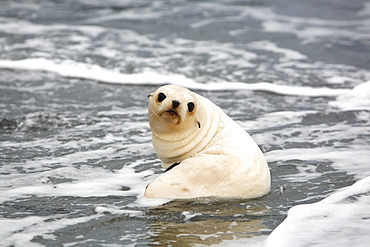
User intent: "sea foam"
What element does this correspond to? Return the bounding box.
[0,58,351,97]
[264,176,370,247]
[329,80,370,111]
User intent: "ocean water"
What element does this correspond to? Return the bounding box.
[0,0,370,246]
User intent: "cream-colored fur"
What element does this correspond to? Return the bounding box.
[145,85,270,198]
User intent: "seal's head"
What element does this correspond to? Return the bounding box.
[148,85,199,135]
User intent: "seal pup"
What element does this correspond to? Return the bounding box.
[145,85,270,198]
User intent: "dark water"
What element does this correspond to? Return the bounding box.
[1,0,370,246]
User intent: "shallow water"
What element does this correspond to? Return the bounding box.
[1,0,370,246]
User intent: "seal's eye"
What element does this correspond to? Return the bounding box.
[187,102,195,112]
[158,92,166,102]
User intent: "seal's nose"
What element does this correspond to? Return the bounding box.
[172,100,180,108]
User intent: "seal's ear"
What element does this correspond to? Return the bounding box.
[197,121,201,128]
[148,93,153,98]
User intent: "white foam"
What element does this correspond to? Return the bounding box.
[1,160,157,202]
[252,106,370,184]
[264,176,370,247]
[95,207,144,217]
[0,108,169,208]
[326,76,354,84]
[266,145,370,180]
[0,139,170,207]
[191,5,370,46]
[1,148,167,245]
[329,81,370,111]
[0,214,102,247]
[249,40,307,60]
[190,4,248,29]
[240,7,370,44]
[0,17,105,36]
[85,8,163,23]
[0,58,351,97]
[2,16,368,92]
[0,58,195,86]
[238,110,316,132]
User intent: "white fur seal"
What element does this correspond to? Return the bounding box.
[145,85,270,199]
